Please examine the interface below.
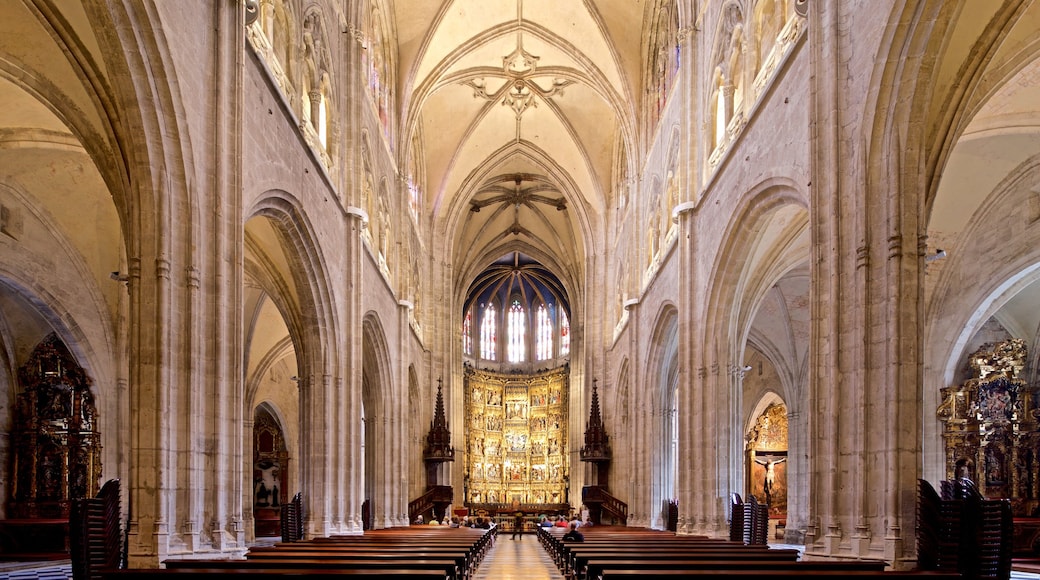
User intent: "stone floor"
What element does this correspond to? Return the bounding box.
[471,532,564,580]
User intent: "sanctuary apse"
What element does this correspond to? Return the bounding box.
[2,0,1040,571]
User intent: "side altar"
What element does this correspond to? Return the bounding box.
[937,338,1040,554]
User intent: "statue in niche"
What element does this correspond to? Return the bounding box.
[664,169,679,237]
[486,390,501,406]
[509,433,527,452]
[471,490,482,503]
[486,439,499,456]
[362,170,374,235]
[954,457,976,482]
[532,465,546,481]
[986,446,1007,485]
[472,388,482,403]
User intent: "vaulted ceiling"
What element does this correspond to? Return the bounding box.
[395,0,648,285]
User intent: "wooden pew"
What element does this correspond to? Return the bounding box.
[599,571,962,580]
[104,569,447,579]
[585,558,889,580]
[165,557,460,579]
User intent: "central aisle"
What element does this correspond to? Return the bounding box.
[471,533,565,580]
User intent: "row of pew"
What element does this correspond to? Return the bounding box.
[101,525,497,580]
[537,525,964,580]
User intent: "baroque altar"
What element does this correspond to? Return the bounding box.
[463,364,569,509]
[937,338,1040,515]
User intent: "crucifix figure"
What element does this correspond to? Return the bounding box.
[754,456,787,505]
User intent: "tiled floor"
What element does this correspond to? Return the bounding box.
[471,532,565,580]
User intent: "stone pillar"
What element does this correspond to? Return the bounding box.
[674,202,696,535]
[803,1,921,564]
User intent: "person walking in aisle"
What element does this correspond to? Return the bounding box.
[511,511,524,540]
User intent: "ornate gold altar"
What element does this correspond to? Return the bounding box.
[463,364,568,508]
[938,338,1040,515]
[10,334,102,519]
[746,403,788,518]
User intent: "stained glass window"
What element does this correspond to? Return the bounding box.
[462,309,473,355]
[480,304,497,360]
[560,309,570,356]
[535,304,552,360]
[507,299,525,362]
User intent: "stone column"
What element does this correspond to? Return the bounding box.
[803,1,922,564]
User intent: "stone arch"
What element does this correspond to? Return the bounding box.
[245,191,341,536]
[643,304,679,529]
[698,179,807,532]
[610,357,632,501]
[361,311,397,528]
[925,155,1040,481]
[407,365,423,491]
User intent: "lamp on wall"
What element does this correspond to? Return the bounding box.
[925,249,947,263]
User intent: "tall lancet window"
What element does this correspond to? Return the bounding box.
[507,299,526,363]
[480,304,497,360]
[535,304,552,360]
[462,309,473,355]
[560,309,570,356]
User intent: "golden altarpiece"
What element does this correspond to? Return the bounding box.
[746,402,788,519]
[463,364,569,510]
[937,338,1040,515]
[9,333,102,520]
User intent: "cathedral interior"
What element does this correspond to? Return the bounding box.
[1,0,1040,570]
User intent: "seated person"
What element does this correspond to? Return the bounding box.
[554,516,568,528]
[562,520,584,542]
[539,516,553,528]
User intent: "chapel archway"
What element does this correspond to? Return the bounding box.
[647,306,679,530]
[746,398,788,539]
[362,314,394,528]
[921,4,1040,484]
[252,403,290,537]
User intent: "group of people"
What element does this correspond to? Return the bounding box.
[412,514,494,529]
[535,514,585,541]
[412,511,585,541]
